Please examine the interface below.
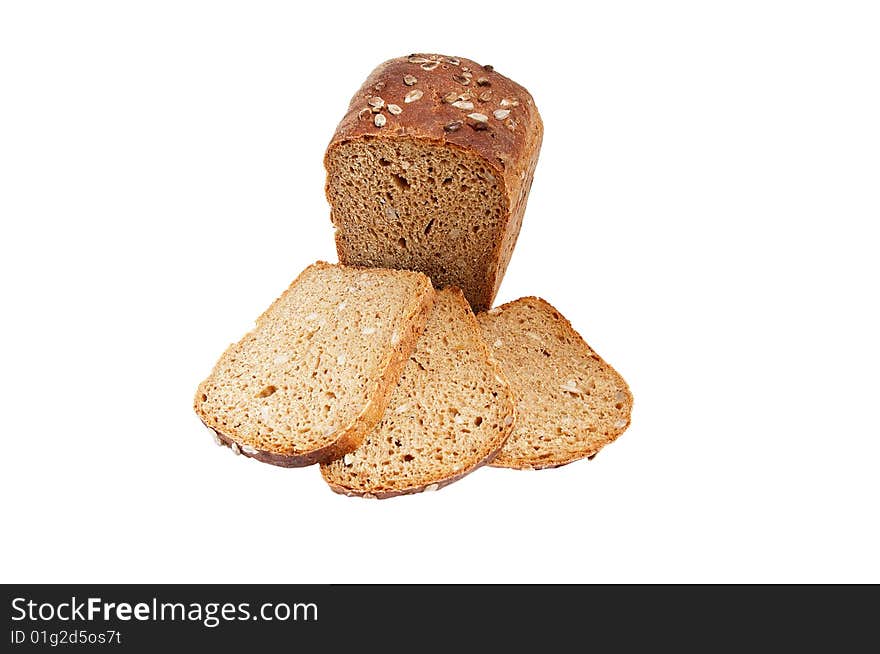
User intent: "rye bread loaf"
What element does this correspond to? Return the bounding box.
[194,262,434,467]
[321,288,515,498]
[325,53,543,312]
[477,297,633,469]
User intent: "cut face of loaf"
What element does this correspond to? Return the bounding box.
[321,288,515,498]
[194,262,434,467]
[325,54,543,312]
[477,297,633,470]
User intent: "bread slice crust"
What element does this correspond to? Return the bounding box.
[194,262,434,467]
[477,297,633,469]
[321,288,515,497]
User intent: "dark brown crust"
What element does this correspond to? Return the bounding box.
[480,296,634,471]
[324,54,543,312]
[193,262,435,468]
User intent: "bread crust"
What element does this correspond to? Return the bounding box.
[325,54,543,311]
[193,262,434,467]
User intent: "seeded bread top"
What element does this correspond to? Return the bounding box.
[326,54,543,196]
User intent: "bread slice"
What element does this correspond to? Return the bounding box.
[477,297,633,469]
[194,262,434,467]
[321,288,515,498]
[325,54,543,312]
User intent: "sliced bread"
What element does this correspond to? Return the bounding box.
[194,262,434,467]
[321,288,515,498]
[477,297,633,469]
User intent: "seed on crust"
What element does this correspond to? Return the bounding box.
[446,57,460,66]
[425,483,439,492]
[374,81,386,92]
[420,60,440,71]
[230,442,241,456]
[452,73,470,85]
[367,96,384,109]
[387,103,402,115]
[483,64,494,72]
[500,98,520,108]
[506,118,517,131]
[373,113,386,127]
[444,120,463,132]
[476,77,491,86]
[408,55,429,64]
[443,91,459,103]
[404,89,423,103]
[493,109,511,120]
[467,112,489,130]
[451,100,474,110]
[403,74,417,86]
[478,90,492,102]
[357,107,372,121]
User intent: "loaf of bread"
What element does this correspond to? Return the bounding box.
[477,297,633,469]
[325,53,543,312]
[321,288,514,498]
[194,262,434,467]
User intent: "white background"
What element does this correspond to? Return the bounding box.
[1,1,878,583]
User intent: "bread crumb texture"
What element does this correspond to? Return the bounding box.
[321,288,514,497]
[194,262,433,465]
[477,297,633,469]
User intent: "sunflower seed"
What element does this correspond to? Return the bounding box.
[404,89,423,103]
[242,444,259,455]
[446,57,460,66]
[374,81,386,92]
[483,64,494,72]
[425,483,439,492]
[422,60,440,71]
[500,98,519,108]
[443,91,459,103]
[451,100,474,110]
[387,103,402,115]
[452,73,470,85]
[403,74,417,86]
[461,66,470,73]
[444,120,463,132]
[367,96,384,109]
[373,113,386,127]
[467,112,489,126]
[357,107,372,120]
[210,429,222,446]
[476,77,491,86]
[493,109,511,120]
[478,90,492,102]
[230,442,241,456]
[408,55,429,64]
